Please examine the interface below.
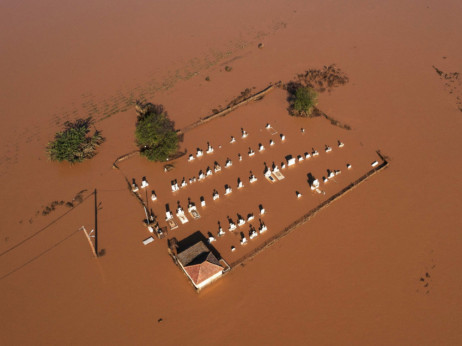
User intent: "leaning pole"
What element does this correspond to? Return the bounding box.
[94,188,98,257]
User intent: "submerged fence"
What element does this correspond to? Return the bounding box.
[180,83,278,134]
[112,83,278,169]
[229,154,389,269]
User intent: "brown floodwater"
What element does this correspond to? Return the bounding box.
[1,0,461,344]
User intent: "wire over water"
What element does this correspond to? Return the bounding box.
[0,228,82,281]
[0,192,93,258]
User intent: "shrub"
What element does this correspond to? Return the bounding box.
[47,117,104,163]
[291,86,318,117]
[135,106,179,162]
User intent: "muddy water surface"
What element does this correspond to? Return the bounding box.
[1,0,461,345]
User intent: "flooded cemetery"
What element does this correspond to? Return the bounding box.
[117,90,385,290]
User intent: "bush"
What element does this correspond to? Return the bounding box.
[291,86,318,117]
[47,117,104,163]
[135,106,179,162]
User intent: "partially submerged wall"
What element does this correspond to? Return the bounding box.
[112,83,278,169]
[180,83,279,134]
[229,152,389,269]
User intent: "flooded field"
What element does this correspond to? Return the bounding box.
[0,0,461,345]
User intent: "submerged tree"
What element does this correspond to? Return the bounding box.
[288,85,318,117]
[135,102,179,162]
[47,117,104,163]
[292,65,349,93]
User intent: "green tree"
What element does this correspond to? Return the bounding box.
[135,110,179,162]
[47,118,104,163]
[292,86,318,117]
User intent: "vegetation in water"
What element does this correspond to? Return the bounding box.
[288,86,318,117]
[135,102,179,162]
[291,64,349,93]
[47,117,104,163]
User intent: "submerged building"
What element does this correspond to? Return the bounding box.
[169,233,228,291]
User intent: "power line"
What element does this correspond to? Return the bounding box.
[0,192,93,258]
[0,228,81,281]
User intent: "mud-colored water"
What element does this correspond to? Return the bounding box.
[1,0,461,345]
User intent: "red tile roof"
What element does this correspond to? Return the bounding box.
[184,261,223,286]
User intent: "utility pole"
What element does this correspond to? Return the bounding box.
[94,188,98,257]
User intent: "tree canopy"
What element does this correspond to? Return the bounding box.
[135,105,179,162]
[47,117,104,163]
[291,86,318,117]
